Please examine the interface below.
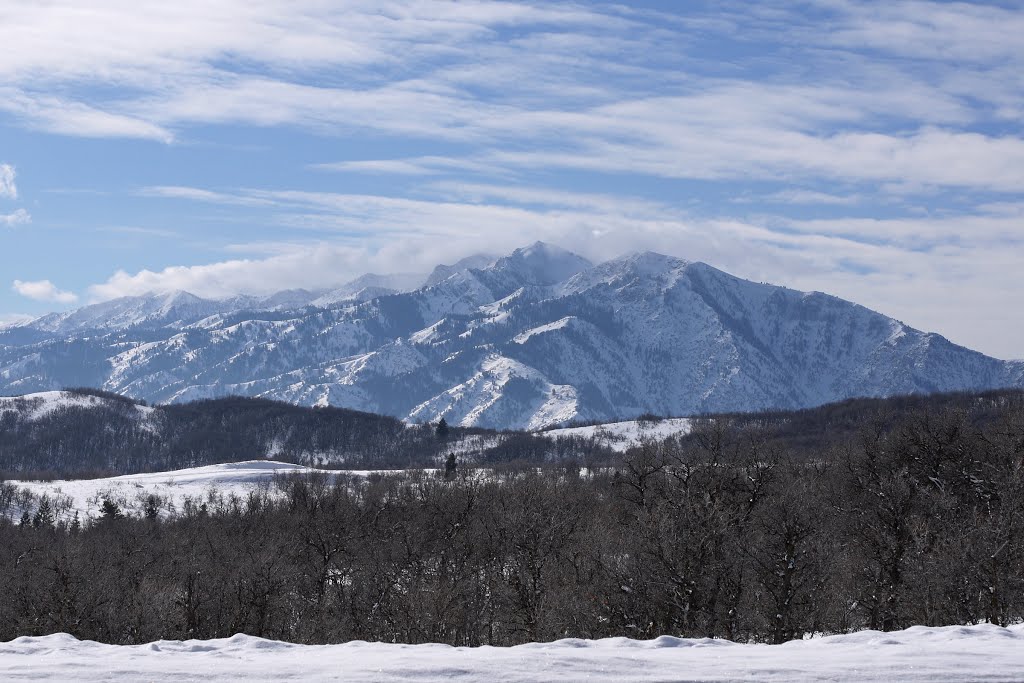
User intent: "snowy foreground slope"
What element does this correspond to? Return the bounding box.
[2,624,1022,682]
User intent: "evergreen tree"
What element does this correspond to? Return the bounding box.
[99,498,123,521]
[435,417,450,440]
[32,496,55,528]
[444,452,457,480]
[144,494,160,520]
[69,511,81,533]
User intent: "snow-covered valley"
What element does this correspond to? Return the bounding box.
[2,624,1023,682]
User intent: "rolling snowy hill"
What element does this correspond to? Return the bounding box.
[542,417,693,452]
[5,461,377,522]
[2,242,1021,429]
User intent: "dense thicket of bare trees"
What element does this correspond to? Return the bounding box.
[1,392,1022,645]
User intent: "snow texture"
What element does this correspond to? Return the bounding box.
[543,417,693,452]
[1,624,1022,682]
[0,391,114,420]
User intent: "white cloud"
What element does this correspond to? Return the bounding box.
[0,88,173,143]
[12,279,78,304]
[486,123,1024,194]
[1,209,31,226]
[0,164,16,199]
[0,1,623,143]
[821,0,1024,64]
[2,2,1021,193]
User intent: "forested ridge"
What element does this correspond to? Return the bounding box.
[1,388,1022,645]
[0,390,539,477]
[3,388,1022,479]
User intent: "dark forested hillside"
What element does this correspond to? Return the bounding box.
[0,390,497,477]
[678,388,1024,459]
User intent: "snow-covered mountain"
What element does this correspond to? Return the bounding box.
[2,242,1021,429]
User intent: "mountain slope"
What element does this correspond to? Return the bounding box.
[1,244,1021,428]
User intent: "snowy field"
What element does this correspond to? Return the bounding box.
[1,624,1022,682]
[7,461,403,521]
[7,415,695,522]
[542,417,692,451]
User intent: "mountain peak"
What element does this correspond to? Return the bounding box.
[561,250,688,295]
[490,242,592,286]
[424,253,496,287]
[617,250,688,273]
[518,240,564,256]
[158,290,203,305]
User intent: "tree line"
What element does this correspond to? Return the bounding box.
[0,390,1021,645]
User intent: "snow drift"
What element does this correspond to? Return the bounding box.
[1,623,1022,682]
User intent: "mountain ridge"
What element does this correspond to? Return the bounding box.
[2,243,1021,428]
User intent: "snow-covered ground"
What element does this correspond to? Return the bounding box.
[7,461,404,521]
[1,624,1022,682]
[542,417,692,451]
[0,390,153,421]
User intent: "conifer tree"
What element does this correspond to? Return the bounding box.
[32,496,55,528]
[99,498,123,521]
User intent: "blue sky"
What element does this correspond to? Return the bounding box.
[1,0,1022,359]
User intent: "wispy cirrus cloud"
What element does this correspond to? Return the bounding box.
[311,156,504,177]
[0,89,173,143]
[138,185,275,206]
[748,190,862,206]
[2,2,1022,193]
